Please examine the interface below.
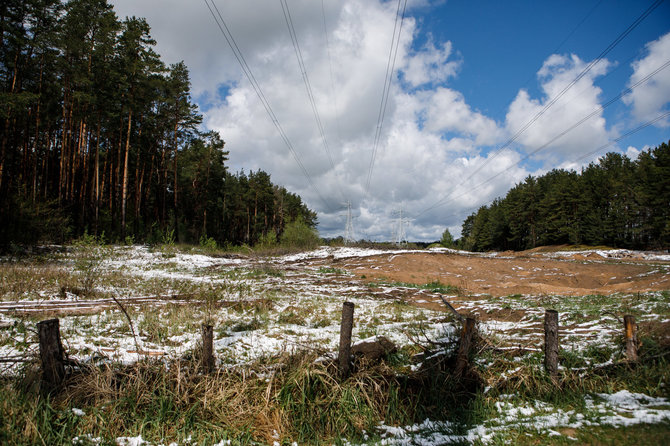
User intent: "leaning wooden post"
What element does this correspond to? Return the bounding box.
[201,324,214,372]
[338,302,355,378]
[454,317,476,378]
[624,315,638,362]
[38,318,65,389]
[544,310,559,380]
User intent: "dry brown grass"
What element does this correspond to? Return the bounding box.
[45,349,463,444]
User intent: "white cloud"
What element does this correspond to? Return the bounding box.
[107,0,530,241]
[625,145,641,160]
[623,31,670,127]
[402,40,460,87]
[423,88,503,146]
[505,54,612,162]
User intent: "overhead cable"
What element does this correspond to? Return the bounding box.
[202,0,337,212]
[280,0,336,171]
[365,0,409,194]
[433,109,670,224]
[414,58,670,218]
[280,0,348,204]
[418,0,665,217]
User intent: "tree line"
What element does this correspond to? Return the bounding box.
[458,141,670,252]
[0,0,316,248]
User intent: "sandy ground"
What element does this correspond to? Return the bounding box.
[315,249,670,297]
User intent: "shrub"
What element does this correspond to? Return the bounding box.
[280,218,320,250]
[72,231,108,297]
[199,235,218,252]
[256,230,278,249]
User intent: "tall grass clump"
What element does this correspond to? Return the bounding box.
[0,345,486,445]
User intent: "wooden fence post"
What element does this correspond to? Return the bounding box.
[338,302,355,378]
[454,317,476,378]
[201,324,214,372]
[38,318,65,389]
[624,315,638,362]
[544,310,559,379]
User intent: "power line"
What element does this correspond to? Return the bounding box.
[432,109,670,226]
[518,0,605,91]
[280,0,337,173]
[574,110,670,163]
[321,0,342,146]
[365,0,408,194]
[494,0,664,160]
[280,0,349,208]
[414,58,670,218]
[202,0,337,212]
[417,0,666,217]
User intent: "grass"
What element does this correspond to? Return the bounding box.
[372,279,461,295]
[0,348,486,445]
[2,244,670,444]
[499,422,670,445]
[317,266,347,275]
[2,325,669,445]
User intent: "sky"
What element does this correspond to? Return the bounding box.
[109,0,670,242]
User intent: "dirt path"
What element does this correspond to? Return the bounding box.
[320,250,670,297]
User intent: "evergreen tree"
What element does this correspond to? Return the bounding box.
[458,141,670,252]
[0,0,318,249]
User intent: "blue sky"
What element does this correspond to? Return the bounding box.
[418,0,670,152]
[111,0,669,241]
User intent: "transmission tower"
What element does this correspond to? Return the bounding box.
[344,201,355,244]
[392,206,408,247]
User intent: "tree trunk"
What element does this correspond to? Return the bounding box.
[121,109,132,239]
[173,122,179,242]
[94,117,101,235]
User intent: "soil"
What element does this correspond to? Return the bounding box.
[319,249,670,297]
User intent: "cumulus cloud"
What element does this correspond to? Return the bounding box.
[109,0,528,241]
[623,31,670,127]
[505,54,612,162]
[625,146,641,159]
[402,40,460,87]
[422,88,503,146]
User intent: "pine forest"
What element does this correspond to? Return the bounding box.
[460,142,670,252]
[0,0,316,248]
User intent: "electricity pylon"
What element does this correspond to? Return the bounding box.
[392,206,408,246]
[344,201,354,244]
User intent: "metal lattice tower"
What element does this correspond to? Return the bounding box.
[393,206,407,246]
[344,201,355,244]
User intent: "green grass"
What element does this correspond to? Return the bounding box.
[317,266,347,275]
[495,422,670,445]
[0,349,487,445]
[2,245,670,444]
[373,279,461,295]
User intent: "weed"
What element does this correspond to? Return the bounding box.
[248,264,283,278]
[72,232,109,297]
[318,267,346,275]
[373,279,461,295]
[228,317,265,333]
[311,317,332,328]
[277,310,307,326]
